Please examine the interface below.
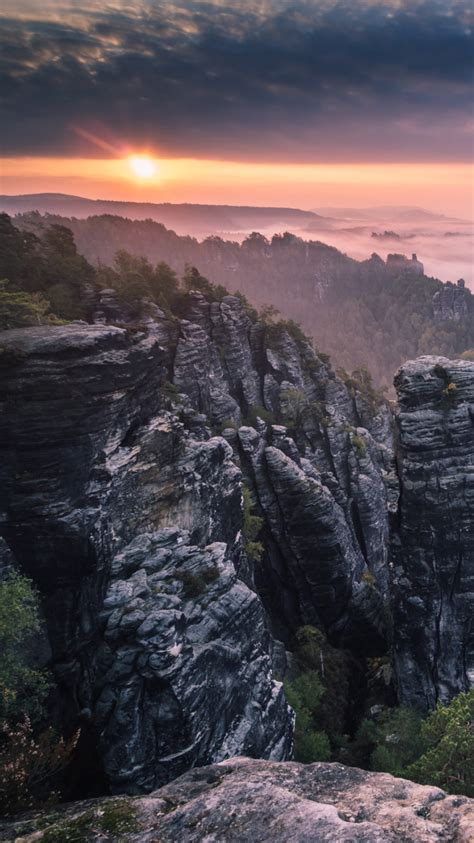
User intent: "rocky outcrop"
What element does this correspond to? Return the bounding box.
[433,279,469,322]
[386,252,424,275]
[97,529,291,793]
[3,758,473,842]
[391,356,474,710]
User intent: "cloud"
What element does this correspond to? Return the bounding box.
[1,0,472,160]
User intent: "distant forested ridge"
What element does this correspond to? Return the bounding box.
[0,194,323,235]
[5,211,474,384]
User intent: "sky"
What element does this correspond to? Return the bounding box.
[1,0,473,215]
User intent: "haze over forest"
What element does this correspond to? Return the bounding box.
[2,192,473,287]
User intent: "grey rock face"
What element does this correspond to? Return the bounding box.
[433,280,469,322]
[243,440,386,652]
[391,356,474,710]
[3,758,473,842]
[97,531,292,792]
[173,292,263,425]
[156,293,394,654]
[0,537,15,580]
[0,322,291,790]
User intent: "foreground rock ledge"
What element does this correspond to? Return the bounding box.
[2,759,473,842]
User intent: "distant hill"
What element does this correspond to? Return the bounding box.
[312,205,468,223]
[0,193,325,236]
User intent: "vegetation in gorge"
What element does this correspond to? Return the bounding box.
[0,573,77,814]
[284,626,353,762]
[286,625,474,797]
[284,672,331,763]
[407,690,474,796]
[0,572,50,722]
[242,486,264,562]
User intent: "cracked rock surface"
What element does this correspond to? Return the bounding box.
[391,355,474,710]
[2,758,473,842]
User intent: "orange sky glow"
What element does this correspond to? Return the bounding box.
[1,157,473,218]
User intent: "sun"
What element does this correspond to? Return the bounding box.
[128,155,157,180]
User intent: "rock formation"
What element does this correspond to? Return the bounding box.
[433,279,469,322]
[97,530,291,793]
[2,758,473,842]
[0,293,472,795]
[391,356,474,710]
[386,252,424,275]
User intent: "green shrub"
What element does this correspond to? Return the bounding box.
[342,366,385,416]
[295,727,331,764]
[0,717,79,816]
[351,433,367,455]
[361,570,376,587]
[150,261,180,312]
[0,281,59,330]
[433,363,448,381]
[182,266,227,302]
[201,566,220,585]
[370,707,425,777]
[242,487,264,561]
[284,671,331,763]
[264,318,311,352]
[175,566,220,597]
[258,304,280,324]
[280,387,307,429]
[279,319,310,345]
[162,381,182,402]
[218,418,238,432]
[175,571,205,597]
[0,572,50,723]
[407,689,474,796]
[42,282,88,322]
[243,405,276,427]
[293,626,352,740]
[0,573,80,814]
[245,541,264,562]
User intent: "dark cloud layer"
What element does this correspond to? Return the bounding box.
[1,0,472,160]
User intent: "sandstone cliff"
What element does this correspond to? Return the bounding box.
[391,355,474,710]
[1,293,472,795]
